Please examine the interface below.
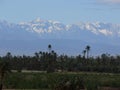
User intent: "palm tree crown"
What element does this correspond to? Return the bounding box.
[48,44,52,53]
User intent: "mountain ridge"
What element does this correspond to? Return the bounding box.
[1,18,120,37]
[0,18,120,55]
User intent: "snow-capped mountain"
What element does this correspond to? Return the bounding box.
[0,18,120,55]
[19,18,66,33]
[1,18,120,39]
[18,18,120,36]
[18,18,120,44]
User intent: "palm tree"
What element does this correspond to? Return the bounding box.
[6,52,12,59]
[0,61,11,90]
[82,50,86,58]
[85,45,90,59]
[48,44,52,53]
[34,52,39,59]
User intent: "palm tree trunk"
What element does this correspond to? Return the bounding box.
[0,73,4,90]
[87,51,89,59]
[0,83,3,90]
[0,77,3,90]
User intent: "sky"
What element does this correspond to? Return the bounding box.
[0,0,120,24]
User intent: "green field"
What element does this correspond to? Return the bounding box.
[3,72,120,90]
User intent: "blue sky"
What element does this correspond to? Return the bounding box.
[0,0,120,24]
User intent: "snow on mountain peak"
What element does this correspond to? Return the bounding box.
[99,29,113,36]
[35,17,41,22]
[18,18,66,34]
[1,18,120,38]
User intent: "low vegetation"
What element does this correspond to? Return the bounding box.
[3,72,120,90]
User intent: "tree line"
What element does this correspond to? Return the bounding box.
[0,44,120,73]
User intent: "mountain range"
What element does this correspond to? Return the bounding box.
[0,18,120,56]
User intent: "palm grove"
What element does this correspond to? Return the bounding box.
[0,44,120,73]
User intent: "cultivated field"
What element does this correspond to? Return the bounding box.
[3,72,120,90]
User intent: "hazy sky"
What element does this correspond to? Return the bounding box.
[0,0,120,24]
